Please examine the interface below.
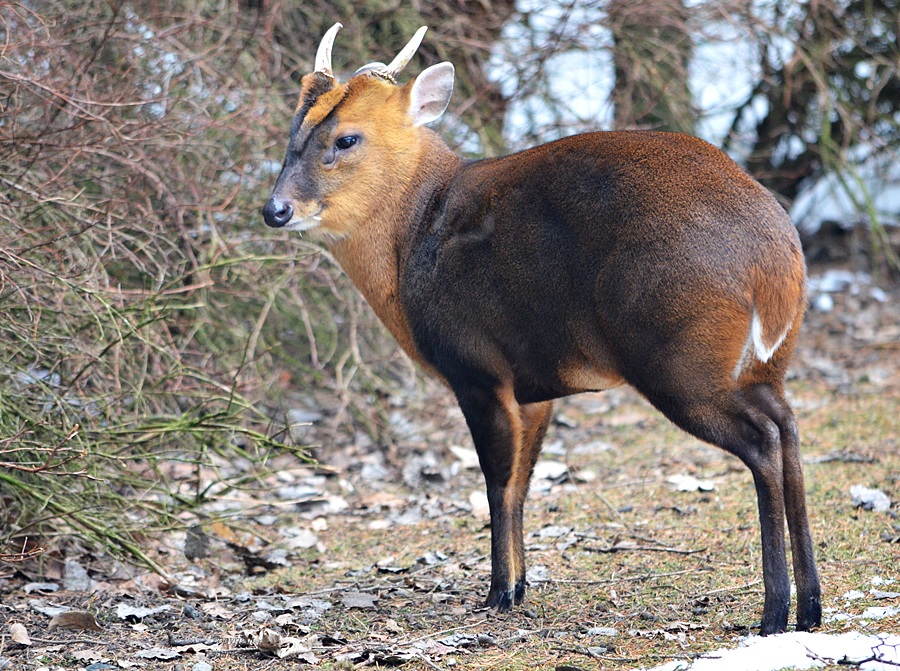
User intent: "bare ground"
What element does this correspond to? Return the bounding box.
[2,264,899,671]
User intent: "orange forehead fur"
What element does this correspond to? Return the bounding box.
[298,75,413,136]
[297,86,346,128]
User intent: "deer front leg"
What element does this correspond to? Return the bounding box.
[455,381,552,611]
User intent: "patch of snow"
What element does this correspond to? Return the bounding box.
[850,485,892,513]
[812,293,835,313]
[862,605,900,620]
[637,631,900,671]
[667,474,716,492]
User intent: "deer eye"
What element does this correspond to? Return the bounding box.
[335,135,359,150]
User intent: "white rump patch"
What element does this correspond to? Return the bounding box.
[732,309,789,379]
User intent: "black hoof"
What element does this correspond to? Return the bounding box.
[759,615,788,636]
[797,596,822,632]
[485,588,515,612]
[759,598,789,636]
[514,579,527,605]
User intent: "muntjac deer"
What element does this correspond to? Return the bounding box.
[263,24,821,635]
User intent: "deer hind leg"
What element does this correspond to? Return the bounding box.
[455,381,552,611]
[744,383,822,631]
[636,381,795,635]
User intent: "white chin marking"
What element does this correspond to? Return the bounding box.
[283,212,322,233]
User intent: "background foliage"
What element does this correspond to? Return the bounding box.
[1,0,897,567]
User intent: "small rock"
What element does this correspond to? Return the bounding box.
[276,484,322,500]
[360,461,392,482]
[265,548,291,566]
[587,627,618,637]
[809,269,864,293]
[573,440,615,455]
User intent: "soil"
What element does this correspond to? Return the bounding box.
[2,257,899,671]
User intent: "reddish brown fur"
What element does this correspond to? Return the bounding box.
[264,52,821,635]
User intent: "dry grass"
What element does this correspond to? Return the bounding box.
[234,373,899,670]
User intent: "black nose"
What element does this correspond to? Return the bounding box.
[262,197,293,228]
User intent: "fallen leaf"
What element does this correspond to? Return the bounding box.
[285,596,332,614]
[9,622,31,646]
[64,558,93,592]
[384,618,404,634]
[283,528,318,549]
[341,591,378,609]
[257,628,284,654]
[115,603,172,621]
[448,444,480,469]
[201,602,234,619]
[72,648,107,663]
[209,520,256,549]
[48,610,102,631]
[416,639,456,656]
[134,647,181,660]
[255,628,318,661]
[469,489,490,521]
[533,459,569,481]
[28,600,70,618]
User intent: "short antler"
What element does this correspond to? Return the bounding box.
[384,26,427,77]
[354,26,427,82]
[315,23,342,78]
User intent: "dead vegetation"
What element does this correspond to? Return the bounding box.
[1,0,899,669]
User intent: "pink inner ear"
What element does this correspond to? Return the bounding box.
[409,63,454,126]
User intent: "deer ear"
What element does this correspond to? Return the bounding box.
[408,62,454,126]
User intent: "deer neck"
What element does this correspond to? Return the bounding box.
[328,132,460,372]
